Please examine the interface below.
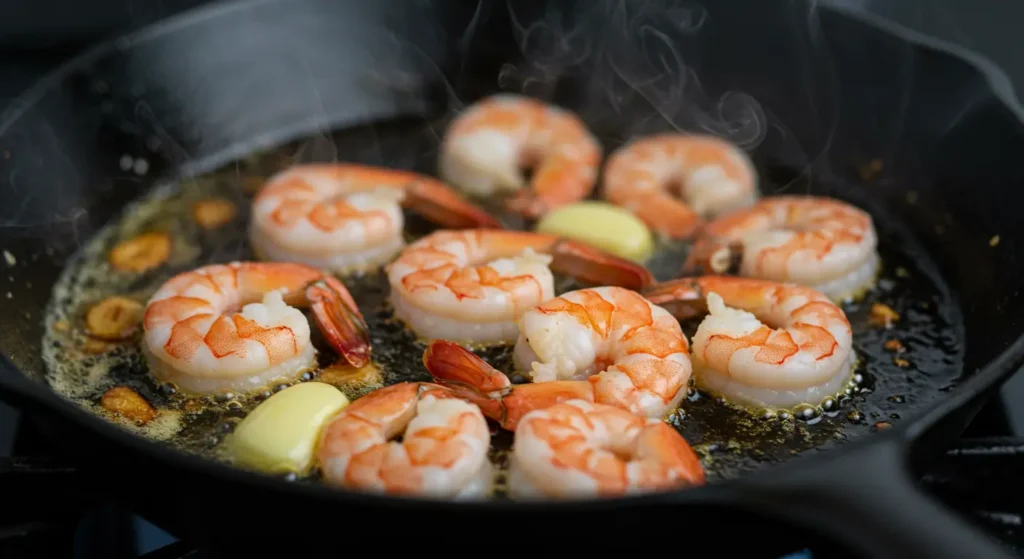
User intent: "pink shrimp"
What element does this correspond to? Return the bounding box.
[316,382,492,499]
[386,230,655,345]
[643,275,856,410]
[509,399,705,499]
[683,195,880,301]
[249,163,500,275]
[439,94,602,219]
[602,133,759,239]
[142,262,368,395]
[421,286,692,429]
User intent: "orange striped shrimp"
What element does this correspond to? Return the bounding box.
[684,195,880,301]
[386,230,655,345]
[316,382,492,499]
[509,399,705,499]
[142,262,368,395]
[249,163,500,275]
[602,133,759,239]
[422,286,692,429]
[643,275,855,411]
[439,94,602,219]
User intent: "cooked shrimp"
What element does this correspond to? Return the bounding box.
[386,230,655,345]
[249,163,500,275]
[602,133,759,239]
[142,262,369,395]
[509,399,705,499]
[439,94,602,219]
[643,275,855,410]
[422,286,692,428]
[684,195,880,301]
[316,382,492,499]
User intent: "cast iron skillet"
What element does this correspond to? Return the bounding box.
[1,0,1022,556]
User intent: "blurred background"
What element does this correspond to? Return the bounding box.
[2,0,1024,556]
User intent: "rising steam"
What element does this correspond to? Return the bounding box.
[501,0,768,150]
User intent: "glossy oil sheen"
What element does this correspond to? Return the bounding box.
[40,116,964,489]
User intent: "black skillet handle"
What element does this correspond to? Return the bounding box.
[729,437,1018,559]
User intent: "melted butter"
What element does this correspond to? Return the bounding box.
[40,120,966,489]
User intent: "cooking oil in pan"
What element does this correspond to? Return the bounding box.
[40,120,964,489]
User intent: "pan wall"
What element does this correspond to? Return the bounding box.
[0,0,1021,402]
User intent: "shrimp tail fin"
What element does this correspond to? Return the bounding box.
[422,340,512,393]
[404,180,503,229]
[505,188,549,219]
[306,277,371,368]
[550,239,656,290]
[681,237,739,277]
[422,340,510,423]
[641,278,709,321]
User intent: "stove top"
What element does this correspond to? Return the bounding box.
[4,8,1024,556]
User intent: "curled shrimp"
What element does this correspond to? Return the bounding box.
[386,230,655,345]
[684,195,880,301]
[509,399,705,500]
[249,163,500,275]
[643,275,855,411]
[602,133,759,239]
[439,94,602,219]
[422,286,692,429]
[142,262,369,395]
[316,382,492,499]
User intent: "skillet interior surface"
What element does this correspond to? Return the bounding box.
[36,110,964,489]
[1,0,1024,509]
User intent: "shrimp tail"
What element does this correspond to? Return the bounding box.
[641,278,708,321]
[422,340,509,422]
[422,340,596,431]
[306,277,371,367]
[680,237,739,276]
[403,179,503,229]
[422,340,512,393]
[504,188,547,219]
[550,239,656,290]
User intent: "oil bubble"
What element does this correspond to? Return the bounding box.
[794,404,820,422]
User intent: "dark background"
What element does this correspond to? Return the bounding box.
[2,0,1024,555]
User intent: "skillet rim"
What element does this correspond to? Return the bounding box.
[0,0,1022,512]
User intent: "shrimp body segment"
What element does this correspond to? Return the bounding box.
[250,164,500,275]
[143,262,369,395]
[422,287,692,427]
[439,94,602,219]
[643,276,855,410]
[686,195,880,301]
[387,230,655,345]
[509,399,705,499]
[514,286,693,419]
[316,382,492,499]
[603,134,759,239]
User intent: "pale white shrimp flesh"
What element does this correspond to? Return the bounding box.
[643,275,856,411]
[249,163,499,275]
[316,382,492,499]
[142,262,368,395]
[439,94,602,219]
[386,230,654,345]
[685,195,880,301]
